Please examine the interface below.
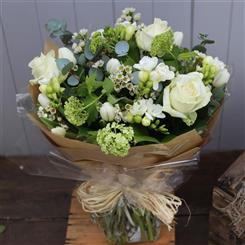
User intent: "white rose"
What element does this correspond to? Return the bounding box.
[163,72,212,126]
[136,18,170,51]
[133,56,158,71]
[173,31,183,47]
[100,102,116,121]
[150,62,175,90]
[38,93,50,108]
[58,47,77,64]
[28,50,60,85]
[213,68,230,87]
[51,127,66,137]
[106,58,121,74]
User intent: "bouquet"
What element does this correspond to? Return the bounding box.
[25,7,230,244]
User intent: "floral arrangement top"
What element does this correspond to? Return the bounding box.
[29,8,230,157]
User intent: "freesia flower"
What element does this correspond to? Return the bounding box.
[133,56,158,71]
[130,98,165,121]
[213,68,230,87]
[173,31,183,46]
[150,62,175,90]
[37,93,50,108]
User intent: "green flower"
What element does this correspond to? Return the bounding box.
[64,96,88,126]
[90,32,105,54]
[150,30,174,57]
[97,122,134,157]
[201,62,218,85]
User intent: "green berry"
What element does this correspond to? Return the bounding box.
[133,115,142,123]
[142,116,151,127]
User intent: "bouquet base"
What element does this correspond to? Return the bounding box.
[66,192,175,245]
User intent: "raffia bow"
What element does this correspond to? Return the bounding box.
[76,173,182,230]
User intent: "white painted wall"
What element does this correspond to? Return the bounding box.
[0,0,244,156]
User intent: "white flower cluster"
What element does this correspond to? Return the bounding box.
[134,56,175,90]
[92,59,104,69]
[72,28,88,54]
[107,58,137,95]
[130,98,165,122]
[116,7,141,24]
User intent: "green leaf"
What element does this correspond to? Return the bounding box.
[177,51,197,61]
[77,83,88,97]
[103,78,114,95]
[107,94,118,104]
[84,94,99,125]
[133,127,159,144]
[192,45,207,53]
[39,117,58,129]
[85,74,97,94]
[212,86,225,102]
[0,224,5,234]
[77,127,98,143]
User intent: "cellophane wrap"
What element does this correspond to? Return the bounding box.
[13,40,223,244]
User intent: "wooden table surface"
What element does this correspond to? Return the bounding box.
[0,151,242,245]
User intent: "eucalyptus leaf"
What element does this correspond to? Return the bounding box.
[56,58,73,75]
[84,41,96,60]
[78,54,87,65]
[67,75,80,86]
[115,41,129,57]
[131,71,140,85]
[89,68,104,81]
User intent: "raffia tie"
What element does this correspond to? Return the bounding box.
[76,181,182,230]
[218,182,245,238]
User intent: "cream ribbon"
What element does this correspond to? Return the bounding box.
[76,180,182,230]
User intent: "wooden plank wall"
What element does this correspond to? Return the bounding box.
[0,0,244,156]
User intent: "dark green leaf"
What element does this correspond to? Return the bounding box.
[212,86,225,102]
[192,45,207,53]
[133,127,159,144]
[84,94,99,125]
[39,117,58,129]
[77,83,88,97]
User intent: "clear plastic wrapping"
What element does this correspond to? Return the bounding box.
[15,91,201,244]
